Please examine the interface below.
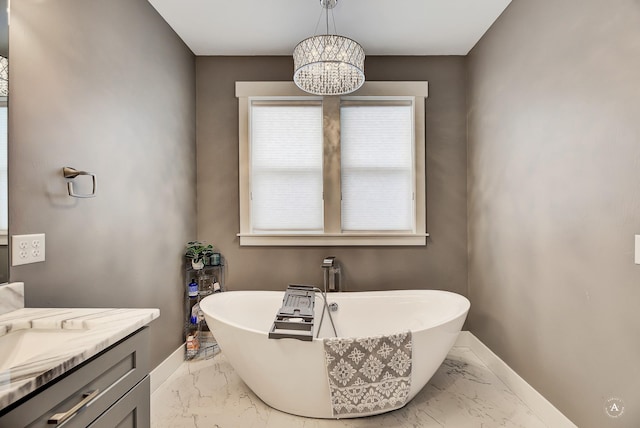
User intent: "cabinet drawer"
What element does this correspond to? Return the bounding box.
[87,376,149,428]
[0,327,149,428]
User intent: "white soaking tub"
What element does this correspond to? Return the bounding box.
[200,289,469,419]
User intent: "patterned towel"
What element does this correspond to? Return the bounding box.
[323,332,412,418]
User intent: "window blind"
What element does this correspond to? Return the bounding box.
[340,103,414,231]
[250,102,323,232]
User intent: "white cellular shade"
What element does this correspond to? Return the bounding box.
[341,104,414,231]
[250,103,323,232]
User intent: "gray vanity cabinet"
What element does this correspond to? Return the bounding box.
[87,376,149,428]
[0,327,150,428]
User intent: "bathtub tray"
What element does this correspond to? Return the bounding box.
[268,284,315,341]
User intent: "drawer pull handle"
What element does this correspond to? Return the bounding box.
[47,389,100,425]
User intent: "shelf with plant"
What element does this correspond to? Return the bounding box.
[184,241,215,270]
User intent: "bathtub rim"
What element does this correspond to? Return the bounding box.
[200,289,470,339]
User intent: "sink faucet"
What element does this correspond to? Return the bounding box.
[321,256,341,292]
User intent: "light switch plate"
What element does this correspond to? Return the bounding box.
[636,235,640,265]
[12,233,46,266]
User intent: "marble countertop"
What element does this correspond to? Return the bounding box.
[0,307,159,410]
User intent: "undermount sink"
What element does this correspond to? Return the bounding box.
[0,329,89,372]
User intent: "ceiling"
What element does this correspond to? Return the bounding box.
[147,0,512,56]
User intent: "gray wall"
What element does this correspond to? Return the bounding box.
[467,0,640,426]
[196,56,468,295]
[9,0,196,368]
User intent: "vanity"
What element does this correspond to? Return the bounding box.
[0,283,159,427]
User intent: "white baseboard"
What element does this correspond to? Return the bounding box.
[150,344,184,394]
[455,331,577,428]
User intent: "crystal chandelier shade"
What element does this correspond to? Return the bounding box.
[293,35,365,95]
[293,1,365,96]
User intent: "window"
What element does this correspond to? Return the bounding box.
[340,100,414,232]
[250,101,323,233]
[237,82,428,246]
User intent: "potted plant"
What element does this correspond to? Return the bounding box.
[184,241,214,270]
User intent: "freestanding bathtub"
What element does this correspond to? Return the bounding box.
[200,289,470,419]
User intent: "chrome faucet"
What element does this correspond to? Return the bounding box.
[321,256,341,292]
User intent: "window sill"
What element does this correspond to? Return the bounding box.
[237,233,429,247]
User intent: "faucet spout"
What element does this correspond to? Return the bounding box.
[322,256,341,292]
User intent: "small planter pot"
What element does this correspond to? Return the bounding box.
[204,253,221,266]
[191,259,205,270]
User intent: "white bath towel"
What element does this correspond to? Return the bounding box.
[323,331,412,418]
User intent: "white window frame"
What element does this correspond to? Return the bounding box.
[0,99,7,246]
[236,81,428,246]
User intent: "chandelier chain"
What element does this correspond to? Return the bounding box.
[326,3,329,34]
[313,6,324,36]
[315,0,338,36]
[331,7,337,35]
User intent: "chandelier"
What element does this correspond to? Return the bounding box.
[293,0,365,96]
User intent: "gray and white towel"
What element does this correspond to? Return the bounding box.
[323,332,412,418]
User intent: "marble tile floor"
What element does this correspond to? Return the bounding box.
[151,347,548,428]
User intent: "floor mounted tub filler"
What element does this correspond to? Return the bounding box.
[200,290,470,419]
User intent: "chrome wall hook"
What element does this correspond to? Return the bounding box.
[63,166,97,198]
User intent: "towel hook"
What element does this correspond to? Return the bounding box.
[63,166,97,198]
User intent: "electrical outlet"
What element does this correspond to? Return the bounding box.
[12,234,46,266]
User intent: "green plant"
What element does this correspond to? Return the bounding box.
[184,241,214,263]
